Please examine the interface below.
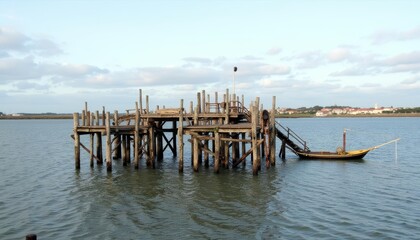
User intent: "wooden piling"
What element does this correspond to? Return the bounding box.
[147,121,155,168]
[270,96,276,166]
[26,234,37,240]
[178,99,184,172]
[122,134,128,166]
[157,121,163,161]
[172,121,177,157]
[113,110,121,160]
[105,112,112,171]
[95,110,103,164]
[73,113,80,169]
[71,89,282,175]
[214,129,220,173]
[134,102,140,169]
[251,105,259,175]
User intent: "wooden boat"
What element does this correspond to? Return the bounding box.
[294,129,400,160]
[296,148,371,160]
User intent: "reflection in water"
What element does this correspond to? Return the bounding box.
[0,119,419,239]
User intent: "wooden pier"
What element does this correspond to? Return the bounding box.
[72,89,293,175]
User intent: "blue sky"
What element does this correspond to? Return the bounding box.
[1,0,420,113]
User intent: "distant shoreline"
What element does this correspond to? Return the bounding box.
[1,113,420,120]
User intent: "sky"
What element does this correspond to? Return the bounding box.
[1,0,420,113]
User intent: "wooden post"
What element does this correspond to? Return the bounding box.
[145,95,149,114]
[204,133,209,168]
[147,122,155,168]
[214,129,220,173]
[281,140,286,160]
[126,135,131,163]
[193,135,199,172]
[134,102,140,169]
[90,132,94,168]
[73,113,80,169]
[197,92,201,114]
[105,112,112,171]
[139,89,143,113]
[113,110,121,160]
[225,89,230,124]
[102,106,105,126]
[223,135,229,169]
[189,101,193,114]
[122,134,128,166]
[157,121,163,161]
[26,234,37,240]
[178,99,184,173]
[252,105,259,175]
[172,121,177,157]
[95,110,103,164]
[202,90,206,114]
[241,132,246,167]
[255,98,261,171]
[270,96,276,166]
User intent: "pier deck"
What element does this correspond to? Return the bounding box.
[72,89,285,175]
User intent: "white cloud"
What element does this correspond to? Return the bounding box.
[0,27,62,56]
[371,25,420,44]
[328,48,351,62]
[266,47,281,56]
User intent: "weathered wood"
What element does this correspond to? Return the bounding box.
[241,132,246,167]
[122,134,128,166]
[270,96,276,166]
[113,110,121,160]
[197,92,201,114]
[157,121,163,161]
[90,132,94,167]
[71,89,280,175]
[172,121,177,157]
[193,135,199,172]
[178,99,184,172]
[252,105,259,175]
[26,234,37,240]
[233,139,264,168]
[73,113,80,169]
[147,122,155,168]
[225,89,229,124]
[204,133,209,168]
[146,95,149,114]
[214,130,220,173]
[105,112,112,171]
[134,102,140,169]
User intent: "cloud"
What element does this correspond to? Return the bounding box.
[82,66,221,88]
[295,51,325,69]
[266,47,281,56]
[330,67,372,77]
[327,47,351,62]
[0,56,41,81]
[182,57,212,66]
[371,25,420,44]
[401,76,420,85]
[232,61,290,78]
[0,27,63,56]
[381,51,420,73]
[0,56,108,83]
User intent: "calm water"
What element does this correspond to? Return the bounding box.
[0,118,419,239]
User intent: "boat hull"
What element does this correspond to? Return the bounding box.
[296,149,370,160]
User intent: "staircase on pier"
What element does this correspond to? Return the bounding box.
[275,121,310,156]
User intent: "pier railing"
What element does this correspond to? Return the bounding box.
[275,121,310,152]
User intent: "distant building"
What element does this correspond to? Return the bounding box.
[315,106,397,116]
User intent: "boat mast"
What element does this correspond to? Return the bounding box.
[343,129,347,152]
